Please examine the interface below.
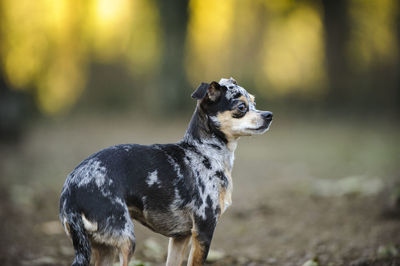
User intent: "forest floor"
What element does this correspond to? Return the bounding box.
[1,112,399,266]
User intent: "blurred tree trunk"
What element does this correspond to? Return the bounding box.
[397,2,400,113]
[155,0,190,113]
[0,73,29,143]
[0,2,25,141]
[321,0,350,108]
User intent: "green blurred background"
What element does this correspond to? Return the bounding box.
[0,0,399,265]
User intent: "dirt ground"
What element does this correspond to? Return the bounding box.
[0,112,399,266]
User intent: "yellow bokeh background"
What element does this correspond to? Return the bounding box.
[0,0,398,115]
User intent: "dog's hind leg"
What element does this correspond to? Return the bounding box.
[91,214,135,266]
[65,213,91,266]
[89,200,136,266]
[166,235,191,266]
[102,207,136,266]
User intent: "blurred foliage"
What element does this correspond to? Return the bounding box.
[259,1,326,96]
[0,0,160,115]
[348,0,398,70]
[0,0,399,116]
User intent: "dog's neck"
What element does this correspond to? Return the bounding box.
[182,107,237,171]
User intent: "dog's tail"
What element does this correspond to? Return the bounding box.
[61,211,91,266]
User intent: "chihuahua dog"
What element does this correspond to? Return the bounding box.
[59,78,273,266]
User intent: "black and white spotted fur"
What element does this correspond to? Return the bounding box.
[59,78,273,266]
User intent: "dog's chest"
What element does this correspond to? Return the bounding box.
[219,169,232,214]
[185,144,234,218]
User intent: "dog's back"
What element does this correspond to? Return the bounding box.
[59,142,223,265]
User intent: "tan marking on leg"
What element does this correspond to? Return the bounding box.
[219,188,226,214]
[166,236,191,266]
[219,169,233,215]
[187,231,205,266]
[93,248,100,266]
[92,243,115,266]
[81,213,98,231]
[63,219,71,237]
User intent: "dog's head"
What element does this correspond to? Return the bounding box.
[192,77,273,142]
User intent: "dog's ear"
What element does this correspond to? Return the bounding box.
[191,81,223,102]
[191,82,209,100]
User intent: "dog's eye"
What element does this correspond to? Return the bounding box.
[237,103,247,113]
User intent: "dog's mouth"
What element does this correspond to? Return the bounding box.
[248,121,272,132]
[252,125,267,131]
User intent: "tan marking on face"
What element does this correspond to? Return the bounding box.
[216,109,264,139]
[249,94,255,104]
[216,110,236,141]
[248,111,260,124]
[238,95,249,106]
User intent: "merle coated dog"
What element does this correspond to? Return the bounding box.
[59,78,273,266]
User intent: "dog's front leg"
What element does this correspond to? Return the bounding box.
[187,216,217,266]
[166,235,191,266]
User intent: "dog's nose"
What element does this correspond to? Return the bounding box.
[262,111,273,121]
